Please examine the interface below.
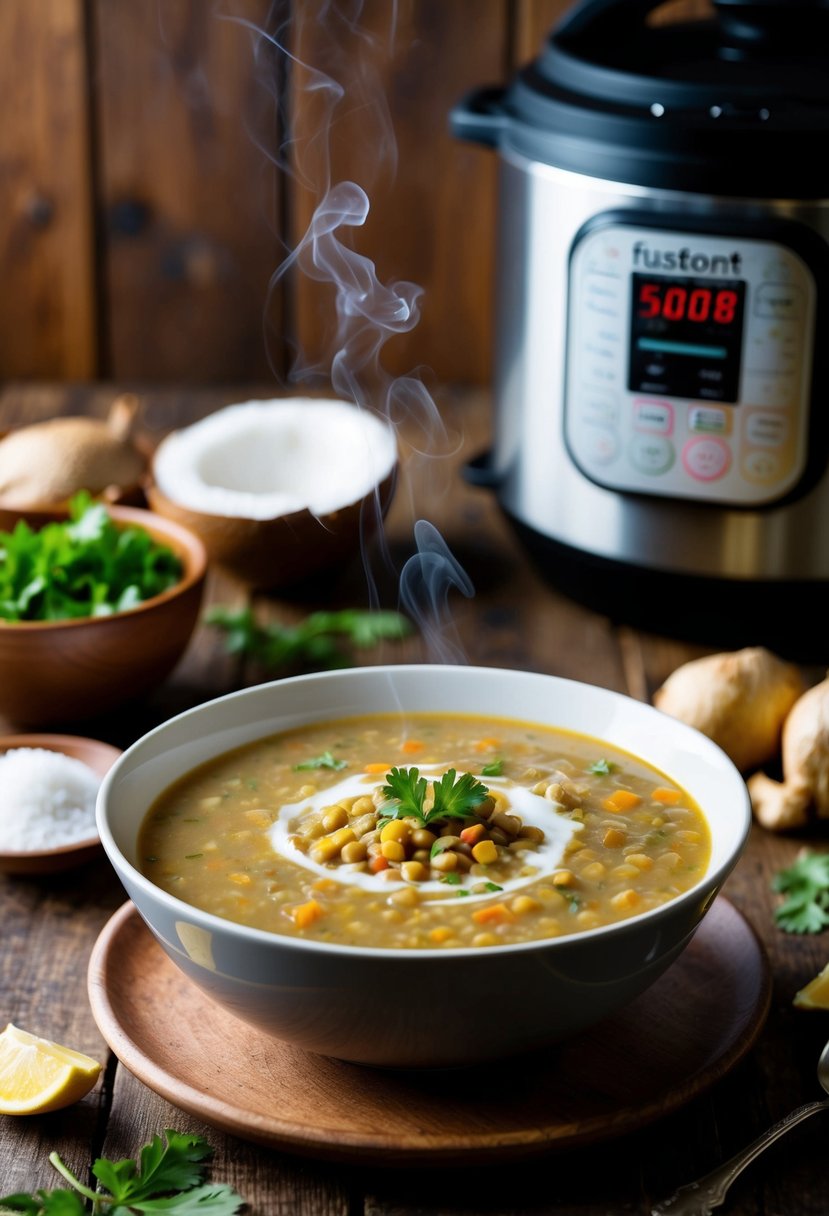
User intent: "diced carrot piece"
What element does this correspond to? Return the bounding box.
[228,872,252,885]
[460,824,486,846]
[472,903,515,926]
[369,855,390,873]
[652,787,683,805]
[602,789,642,812]
[429,927,452,943]
[602,827,627,849]
[312,877,338,892]
[364,762,392,774]
[401,739,424,754]
[474,737,501,751]
[286,898,325,929]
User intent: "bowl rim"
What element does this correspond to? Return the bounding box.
[0,732,121,860]
[0,504,207,631]
[97,663,753,961]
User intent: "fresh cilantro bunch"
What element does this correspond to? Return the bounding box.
[206,605,411,671]
[0,493,182,622]
[773,851,829,934]
[381,767,489,826]
[0,1128,243,1216]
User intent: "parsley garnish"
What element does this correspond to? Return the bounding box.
[206,605,411,672]
[381,767,489,826]
[588,759,616,776]
[293,751,348,772]
[440,872,462,886]
[0,492,182,622]
[484,881,503,893]
[773,851,829,934]
[481,759,503,777]
[0,1128,244,1216]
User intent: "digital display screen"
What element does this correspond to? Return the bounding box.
[628,274,746,402]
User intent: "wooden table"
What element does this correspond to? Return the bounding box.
[1,384,827,1215]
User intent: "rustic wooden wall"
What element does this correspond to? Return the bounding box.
[0,0,711,388]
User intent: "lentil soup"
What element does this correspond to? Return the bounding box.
[139,713,711,949]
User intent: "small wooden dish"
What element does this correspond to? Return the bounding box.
[0,734,121,874]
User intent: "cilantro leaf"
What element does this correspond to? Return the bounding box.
[0,493,181,622]
[430,770,488,821]
[206,606,412,673]
[2,1131,243,1216]
[588,759,615,776]
[293,752,347,772]
[93,1130,212,1202]
[381,767,427,821]
[481,759,503,777]
[773,851,829,934]
[0,1192,86,1216]
[382,768,490,827]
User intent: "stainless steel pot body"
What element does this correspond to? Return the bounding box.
[491,148,829,580]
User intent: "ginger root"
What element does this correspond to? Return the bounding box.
[748,675,829,831]
[653,646,803,773]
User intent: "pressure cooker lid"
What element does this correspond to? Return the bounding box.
[496,0,829,194]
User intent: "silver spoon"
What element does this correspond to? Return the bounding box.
[651,1037,829,1215]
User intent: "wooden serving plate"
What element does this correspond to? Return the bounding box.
[88,898,770,1165]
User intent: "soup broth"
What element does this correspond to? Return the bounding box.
[139,713,711,949]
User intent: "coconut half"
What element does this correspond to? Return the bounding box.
[147,398,398,588]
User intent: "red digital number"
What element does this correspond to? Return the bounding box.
[713,290,738,324]
[638,282,662,318]
[662,286,687,321]
[687,288,712,322]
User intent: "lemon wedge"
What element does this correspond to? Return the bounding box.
[0,1023,101,1115]
[794,962,829,1010]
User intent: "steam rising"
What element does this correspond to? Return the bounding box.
[219,0,472,659]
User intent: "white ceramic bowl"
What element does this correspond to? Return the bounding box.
[96,665,751,1068]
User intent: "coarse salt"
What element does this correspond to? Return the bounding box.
[0,748,100,852]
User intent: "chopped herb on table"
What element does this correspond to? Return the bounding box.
[0,492,182,622]
[206,605,412,672]
[773,851,829,934]
[0,1128,244,1216]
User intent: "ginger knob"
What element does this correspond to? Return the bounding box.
[653,647,803,774]
[748,675,829,831]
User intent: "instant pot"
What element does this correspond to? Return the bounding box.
[452,0,829,648]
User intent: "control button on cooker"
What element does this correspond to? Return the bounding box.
[633,399,674,435]
[689,406,730,436]
[742,449,781,484]
[581,423,620,465]
[745,411,789,447]
[629,434,675,475]
[682,436,731,482]
[754,282,803,321]
[581,388,618,422]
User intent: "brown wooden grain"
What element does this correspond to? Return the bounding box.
[93,0,282,384]
[0,384,828,1216]
[0,0,96,379]
[288,0,506,388]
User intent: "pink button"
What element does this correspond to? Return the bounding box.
[682,437,732,482]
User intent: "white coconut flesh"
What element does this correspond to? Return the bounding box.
[153,398,397,521]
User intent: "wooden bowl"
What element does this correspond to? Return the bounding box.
[0,733,121,874]
[0,506,207,727]
[146,469,397,589]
